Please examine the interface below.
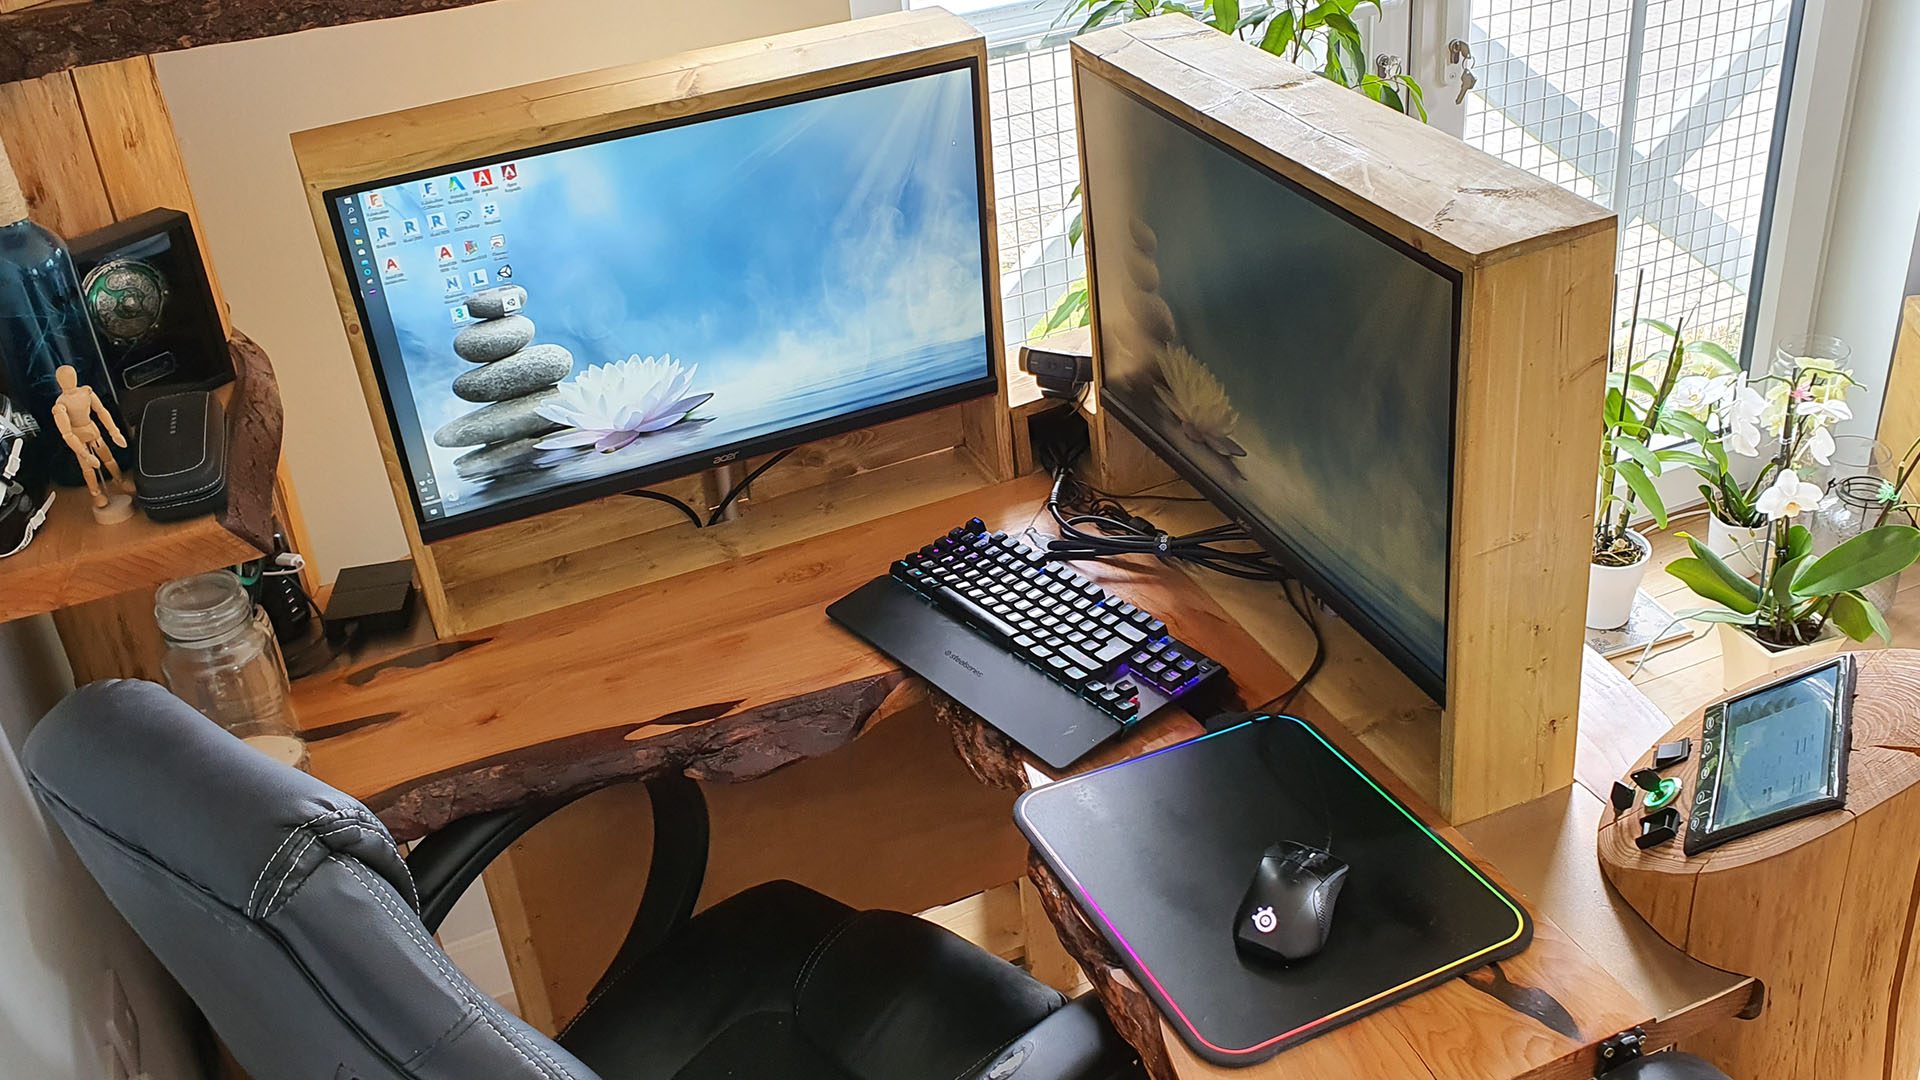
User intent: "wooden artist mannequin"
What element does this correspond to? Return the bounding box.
[51,364,134,523]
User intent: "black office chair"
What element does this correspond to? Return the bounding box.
[25,680,1138,1080]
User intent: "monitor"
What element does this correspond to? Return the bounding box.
[325,61,996,540]
[1077,73,1460,699]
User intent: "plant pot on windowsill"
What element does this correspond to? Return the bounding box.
[1587,528,1651,631]
[1715,620,1848,687]
[1705,513,1768,578]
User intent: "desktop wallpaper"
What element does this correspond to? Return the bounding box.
[1079,76,1456,688]
[343,66,991,526]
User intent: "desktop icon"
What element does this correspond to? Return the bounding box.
[375,225,392,242]
[450,304,470,323]
[436,244,456,264]
[365,192,385,210]
[401,219,421,238]
[463,239,479,256]
[382,257,402,277]
[448,174,466,193]
[456,209,473,224]
[501,162,519,183]
[473,167,495,188]
[445,275,463,295]
[428,212,449,235]
[468,268,489,286]
[481,202,501,224]
[497,264,514,280]
[489,233,507,251]
[351,227,363,238]
[421,180,438,199]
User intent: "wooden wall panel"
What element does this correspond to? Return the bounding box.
[0,68,114,237]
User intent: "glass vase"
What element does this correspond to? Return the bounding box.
[1812,475,1905,616]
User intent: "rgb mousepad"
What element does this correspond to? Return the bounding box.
[1015,714,1531,1067]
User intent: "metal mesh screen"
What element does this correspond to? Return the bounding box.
[989,36,1084,357]
[1466,0,1796,357]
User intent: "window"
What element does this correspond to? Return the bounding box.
[1458,0,1804,366]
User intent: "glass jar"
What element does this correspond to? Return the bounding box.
[155,571,309,770]
[1812,475,1906,615]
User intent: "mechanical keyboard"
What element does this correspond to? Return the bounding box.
[828,516,1228,768]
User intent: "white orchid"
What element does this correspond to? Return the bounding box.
[1722,375,1770,458]
[1666,375,1716,414]
[535,354,712,454]
[1804,425,1836,467]
[1754,469,1825,520]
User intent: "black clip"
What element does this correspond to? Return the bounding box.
[1596,1027,1647,1073]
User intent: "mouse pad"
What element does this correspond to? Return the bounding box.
[1015,714,1531,1067]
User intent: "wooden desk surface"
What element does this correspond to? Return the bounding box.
[292,472,1712,1078]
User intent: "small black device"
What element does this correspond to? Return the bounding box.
[324,559,417,643]
[1637,807,1681,849]
[1019,344,1094,401]
[69,209,233,420]
[1685,655,1855,856]
[134,390,229,522]
[1653,738,1692,770]
[1610,780,1636,816]
[826,517,1226,768]
[1233,841,1349,963]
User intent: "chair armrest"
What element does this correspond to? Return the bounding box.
[406,775,710,978]
[1601,1052,1730,1080]
[962,994,1140,1080]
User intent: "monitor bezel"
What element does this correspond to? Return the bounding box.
[1077,73,1463,703]
[324,56,1000,542]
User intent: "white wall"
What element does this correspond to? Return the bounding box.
[155,0,853,581]
[0,619,203,1080]
[1800,0,1920,437]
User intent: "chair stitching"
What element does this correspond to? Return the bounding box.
[258,823,369,916]
[248,809,353,915]
[791,912,866,1024]
[338,858,574,1080]
[949,1032,1027,1080]
[343,806,421,912]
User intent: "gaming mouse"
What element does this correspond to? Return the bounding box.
[1234,840,1349,963]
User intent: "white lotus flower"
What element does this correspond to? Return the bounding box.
[1755,469,1824,520]
[535,355,712,453]
[1153,344,1246,459]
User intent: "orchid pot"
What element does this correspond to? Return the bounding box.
[1705,513,1767,577]
[1715,619,1846,687]
[1587,528,1651,630]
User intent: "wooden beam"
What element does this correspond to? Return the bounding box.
[0,0,512,83]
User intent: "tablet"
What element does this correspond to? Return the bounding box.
[1685,654,1854,855]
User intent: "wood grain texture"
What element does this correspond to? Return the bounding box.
[0,0,512,82]
[1070,18,1613,822]
[1876,296,1920,471]
[290,10,1015,636]
[1598,651,1920,1079]
[0,68,114,238]
[0,335,280,623]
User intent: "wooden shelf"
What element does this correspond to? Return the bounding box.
[0,334,283,623]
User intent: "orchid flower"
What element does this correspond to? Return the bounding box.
[1754,469,1825,520]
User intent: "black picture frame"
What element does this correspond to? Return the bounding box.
[69,208,233,422]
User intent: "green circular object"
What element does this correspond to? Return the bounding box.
[81,257,169,345]
[1642,776,1681,811]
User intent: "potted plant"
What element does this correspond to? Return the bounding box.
[1588,291,1694,629]
[1668,354,1920,683]
[1661,333,1856,575]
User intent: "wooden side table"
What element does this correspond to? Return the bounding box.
[1600,650,1920,1080]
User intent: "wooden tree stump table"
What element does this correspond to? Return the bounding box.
[1599,649,1920,1080]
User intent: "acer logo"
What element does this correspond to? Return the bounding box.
[711,451,740,464]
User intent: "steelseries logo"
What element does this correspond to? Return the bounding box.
[944,650,984,677]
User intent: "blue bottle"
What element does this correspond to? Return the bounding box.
[0,135,114,485]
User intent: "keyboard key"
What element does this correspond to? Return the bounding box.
[1062,665,1090,687]
[1146,619,1166,635]
[1114,621,1147,645]
[1094,639,1132,665]
[1061,644,1100,671]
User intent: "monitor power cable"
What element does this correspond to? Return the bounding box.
[614,447,796,530]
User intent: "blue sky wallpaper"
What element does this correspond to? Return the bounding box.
[1080,76,1456,689]
[350,66,990,521]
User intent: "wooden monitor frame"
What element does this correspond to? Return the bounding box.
[1072,17,1616,821]
[294,10,1014,635]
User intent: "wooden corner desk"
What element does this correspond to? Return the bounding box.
[290,472,1753,1078]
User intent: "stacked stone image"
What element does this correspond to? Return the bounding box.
[433,284,576,480]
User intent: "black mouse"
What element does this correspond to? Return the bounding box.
[1234,841,1348,963]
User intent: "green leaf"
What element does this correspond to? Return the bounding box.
[1612,434,1661,476]
[1674,607,1760,626]
[1786,523,1812,563]
[1770,552,1812,612]
[1637,316,1678,339]
[1828,591,1891,643]
[1210,0,1240,31]
[1614,459,1668,528]
[1079,0,1126,34]
[1398,75,1428,122]
[1793,525,1920,598]
[1654,450,1716,473]
[1685,340,1740,372]
[1606,371,1659,397]
[1659,409,1715,447]
[1676,532,1764,611]
[1259,8,1296,53]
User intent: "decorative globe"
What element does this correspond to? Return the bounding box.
[81,258,169,345]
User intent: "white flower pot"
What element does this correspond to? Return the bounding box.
[1715,620,1847,688]
[1705,514,1768,578]
[1587,529,1652,630]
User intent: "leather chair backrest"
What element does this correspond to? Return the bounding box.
[25,680,597,1080]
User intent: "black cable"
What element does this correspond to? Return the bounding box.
[707,447,794,527]
[1042,467,1289,581]
[1262,579,1327,717]
[620,488,704,529]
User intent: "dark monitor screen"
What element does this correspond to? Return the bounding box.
[326,61,997,539]
[1706,662,1847,831]
[1077,74,1460,698]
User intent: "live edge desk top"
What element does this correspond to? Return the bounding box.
[289,473,1746,1079]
